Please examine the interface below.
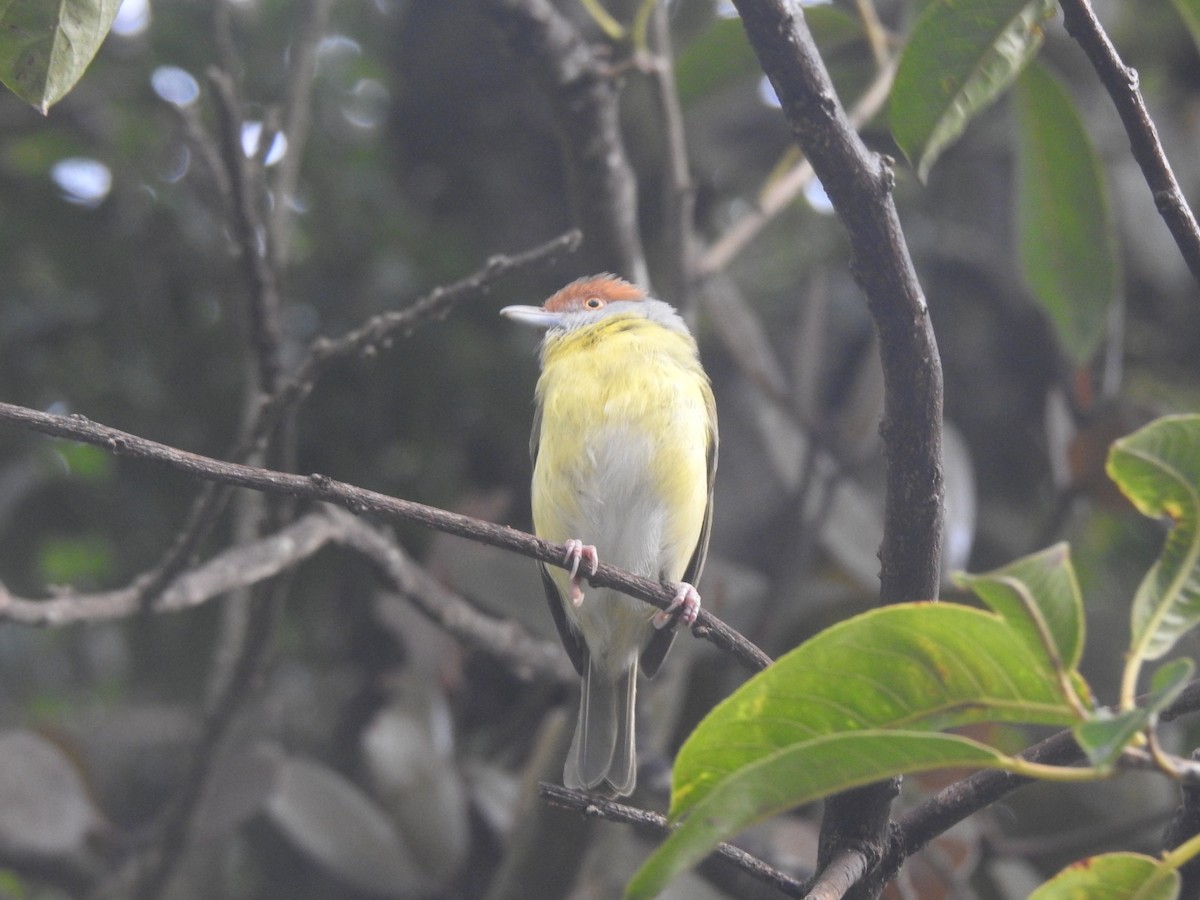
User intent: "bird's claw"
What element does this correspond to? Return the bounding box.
[563,539,599,607]
[653,582,701,630]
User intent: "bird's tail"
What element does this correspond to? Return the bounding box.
[564,657,637,798]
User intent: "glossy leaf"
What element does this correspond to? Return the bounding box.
[1073,658,1192,766]
[628,603,1083,896]
[891,0,1054,181]
[1107,415,1200,662]
[1028,852,1179,900]
[0,0,122,113]
[1015,62,1120,365]
[628,732,1013,900]
[954,542,1084,677]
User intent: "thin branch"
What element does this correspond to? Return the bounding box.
[133,230,581,607]
[479,0,649,285]
[1058,0,1200,288]
[0,401,771,675]
[882,679,1200,881]
[696,55,898,280]
[207,67,286,394]
[324,507,574,684]
[538,783,810,897]
[0,513,337,625]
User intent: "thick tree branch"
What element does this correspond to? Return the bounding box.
[1059,0,1200,288]
[0,401,771,674]
[480,0,648,284]
[729,2,944,895]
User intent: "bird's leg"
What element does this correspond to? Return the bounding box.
[563,539,599,607]
[652,582,701,629]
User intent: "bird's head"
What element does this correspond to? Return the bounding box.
[501,275,689,335]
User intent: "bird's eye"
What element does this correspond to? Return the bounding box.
[585,297,604,309]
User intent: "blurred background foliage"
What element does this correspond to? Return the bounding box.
[0,0,1198,897]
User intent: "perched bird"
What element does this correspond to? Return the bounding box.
[501,275,717,797]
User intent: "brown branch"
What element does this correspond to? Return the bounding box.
[0,513,337,625]
[729,2,944,896]
[0,401,771,674]
[324,507,574,684]
[207,67,286,394]
[539,783,810,897]
[1059,0,1200,288]
[881,679,1200,882]
[479,0,648,284]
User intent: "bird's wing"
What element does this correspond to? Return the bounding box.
[530,401,588,676]
[642,395,718,678]
[539,562,587,676]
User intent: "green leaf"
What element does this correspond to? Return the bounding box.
[1107,415,1200,662]
[1028,852,1179,900]
[627,603,1083,896]
[1073,658,1193,766]
[0,0,123,113]
[1014,61,1121,365]
[891,0,1054,181]
[670,604,1079,818]
[1167,0,1200,56]
[954,542,1085,677]
[627,732,1013,900]
[675,17,760,105]
[37,534,114,584]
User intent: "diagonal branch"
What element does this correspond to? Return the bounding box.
[1059,0,1200,289]
[0,401,771,675]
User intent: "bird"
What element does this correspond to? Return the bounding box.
[501,274,717,797]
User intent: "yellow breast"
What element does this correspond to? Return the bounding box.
[531,314,713,585]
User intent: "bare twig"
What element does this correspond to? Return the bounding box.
[0,401,771,674]
[1059,0,1200,288]
[207,67,286,393]
[480,0,648,285]
[539,783,809,897]
[697,55,898,279]
[0,513,337,625]
[324,507,574,684]
[133,230,581,607]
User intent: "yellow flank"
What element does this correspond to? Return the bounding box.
[532,312,713,595]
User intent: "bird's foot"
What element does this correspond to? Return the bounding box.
[563,539,599,607]
[653,582,701,629]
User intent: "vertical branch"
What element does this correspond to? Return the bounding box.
[729,1,945,896]
[208,68,286,394]
[480,0,649,285]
